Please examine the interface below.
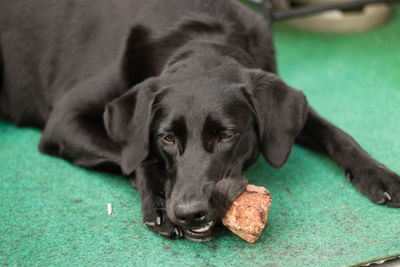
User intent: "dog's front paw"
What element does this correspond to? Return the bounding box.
[142,197,184,239]
[346,163,400,207]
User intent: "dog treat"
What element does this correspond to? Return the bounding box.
[222,184,272,243]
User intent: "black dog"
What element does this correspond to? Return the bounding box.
[1,0,399,241]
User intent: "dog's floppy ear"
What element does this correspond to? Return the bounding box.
[103,78,159,175]
[243,69,308,168]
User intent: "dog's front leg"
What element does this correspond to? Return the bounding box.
[39,72,124,172]
[133,162,184,239]
[296,107,400,207]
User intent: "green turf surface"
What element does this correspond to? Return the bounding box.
[1,6,400,267]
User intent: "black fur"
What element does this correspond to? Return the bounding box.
[1,0,399,241]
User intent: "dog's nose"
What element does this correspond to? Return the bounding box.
[174,200,209,226]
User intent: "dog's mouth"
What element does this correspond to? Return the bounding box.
[183,221,218,242]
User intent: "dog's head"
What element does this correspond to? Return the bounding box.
[104,54,307,241]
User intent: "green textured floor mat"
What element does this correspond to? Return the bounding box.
[1,6,400,267]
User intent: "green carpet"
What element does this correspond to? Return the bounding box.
[1,6,400,267]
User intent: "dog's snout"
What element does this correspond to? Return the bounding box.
[174,200,209,226]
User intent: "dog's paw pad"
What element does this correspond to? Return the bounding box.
[142,198,184,239]
[145,213,183,239]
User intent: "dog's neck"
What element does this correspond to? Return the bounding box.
[121,17,260,86]
[180,39,255,67]
[160,38,257,79]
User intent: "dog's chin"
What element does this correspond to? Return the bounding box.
[182,221,221,242]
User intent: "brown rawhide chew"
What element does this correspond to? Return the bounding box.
[222,184,272,243]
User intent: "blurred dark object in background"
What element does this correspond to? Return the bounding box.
[241,0,400,32]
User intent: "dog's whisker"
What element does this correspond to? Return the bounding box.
[220,143,253,181]
[222,157,236,181]
[217,158,226,182]
[225,159,238,179]
[218,157,232,182]
[227,154,244,177]
[225,149,252,179]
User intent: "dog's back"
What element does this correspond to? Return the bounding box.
[0,0,273,127]
[0,0,147,125]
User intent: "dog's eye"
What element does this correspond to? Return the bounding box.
[218,131,234,141]
[163,134,176,144]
